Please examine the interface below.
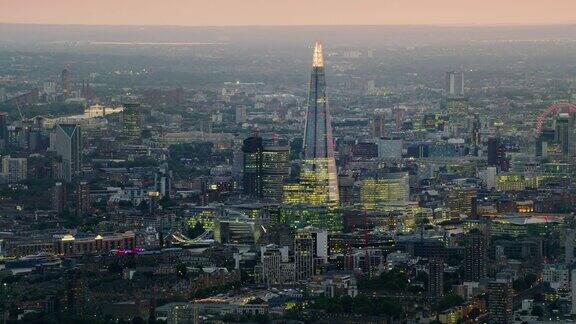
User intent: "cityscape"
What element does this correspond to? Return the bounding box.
[2,2,576,324]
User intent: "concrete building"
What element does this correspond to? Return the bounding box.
[2,156,27,183]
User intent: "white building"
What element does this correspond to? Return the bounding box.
[543,264,569,291]
[376,138,402,159]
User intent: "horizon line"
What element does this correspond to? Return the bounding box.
[2,22,576,29]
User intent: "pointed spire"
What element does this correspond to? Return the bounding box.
[312,41,324,68]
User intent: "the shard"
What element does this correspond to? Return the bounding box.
[301,42,339,205]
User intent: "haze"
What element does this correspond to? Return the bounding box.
[1,0,576,26]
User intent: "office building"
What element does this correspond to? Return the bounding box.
[376,138,402,159]
[555,113,572,156]
[53,124,82,183]
[294,231,314,282]
[543,264,569,290]
[445,71,464,97]
[2,156,27,183]
[242,136,290,202]
[371,111,385,138]
[242,136,264,197]
[214,220,255,245]
[258,245,294,286]
[122,103,142,143]
[566,229,575,265]
[0,112,7,152]
[298,227,328,264]
[487,280,513,324]
[446,187,477,218]
[428,258,444,298]
[235,105,247,124]
[571,268,576,315]
[77,181,90,216]
[464,230,487,281]
[360,172,410,210]
[300,42,339,205]
[488,137,509,171]
[53,182,67,214]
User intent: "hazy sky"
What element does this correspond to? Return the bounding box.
[1,0,575,26]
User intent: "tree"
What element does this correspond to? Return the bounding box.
[187,221,205,239]
[131,316,145,324]
[435,293,464,311]
[175,263,187,279]
[531,305,544,317]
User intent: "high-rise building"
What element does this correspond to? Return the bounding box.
[64,269,86,315]
[299,227,329,263]
[555,113,571,156]
[428,258,444,298]
[566,229,575,265]
[77,181,90,216]
[2,156,27,183]
[571,268,576,314]
[487,137,506,170]
[300,42,339,205]
[294,231,314,282]
[464,230,487,281]
[487,280,513,324]
[155,164,172,198]
[376,138,402,159]
[470,113,481,156]
[260,245,283,286]
[53,182,66,214]
[235,106,247,124]
[242,136,263,196]
[262,145,290,201]
[371,111,385,138]
[446,187,477,218]
[242,136,290,201]
[360,172,410,210]
[60,65,71,94]
[122,103,142,143]
[53,124,82,183]
[445,71,464,97]
[258,245,293,286]
[536,129,556,158]
[0,112,7,152]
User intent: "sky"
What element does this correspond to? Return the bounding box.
[1,0,575,26]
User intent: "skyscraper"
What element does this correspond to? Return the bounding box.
[445,71,464,97]
[53,124,82,183]
[301,41,339,205]
[77,181,90,216]
[122,103,142,143]
[487,137,506,170]
[242,136,264,197]
[294,231,314,282]
[0,112,8,152]
[428,258,444,298]
[464,230,487,281]
[371,111,385,138]
[261,144,290,201]
[242,136,290,202]
[555,113,571,156]
[53,182,66,214]
[487,280,513,324]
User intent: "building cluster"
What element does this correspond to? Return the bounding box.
[2,39,576,324]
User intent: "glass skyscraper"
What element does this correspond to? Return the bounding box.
[300,42,339,205]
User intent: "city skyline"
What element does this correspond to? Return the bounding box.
[1,0,576,27]
[2,1,576,323]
